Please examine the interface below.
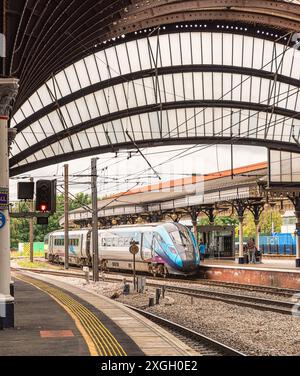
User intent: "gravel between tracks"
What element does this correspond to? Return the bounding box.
[32,274,300,356]
[116,288,300,356]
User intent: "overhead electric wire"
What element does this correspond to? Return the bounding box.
[116,87,300,184]
[175,85,300,138]
[125,130,161,180]
[54,81,300,199]
[98,183,140,211]
[162,31,296,139]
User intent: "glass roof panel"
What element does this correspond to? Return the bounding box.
[74,60,90,88]
[55,71,72,97]
[84,55,100,84]
[64,65,81,93]
[13,31,300,126]
[10,30,300,171]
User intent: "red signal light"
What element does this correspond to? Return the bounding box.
[40,204,48,212]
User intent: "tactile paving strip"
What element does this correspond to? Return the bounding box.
[15,274,127,357]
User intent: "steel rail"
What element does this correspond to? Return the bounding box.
[124,304,246,356]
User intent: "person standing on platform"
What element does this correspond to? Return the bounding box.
[199,239,206,262]
[247,238,257,264]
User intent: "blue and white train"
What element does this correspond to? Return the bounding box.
[47,223,200,276]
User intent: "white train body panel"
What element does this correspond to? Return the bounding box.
[97,225,156,273]
[48,230,90,265]
[47,223,200,275]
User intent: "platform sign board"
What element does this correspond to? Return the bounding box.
[268,149,300,188]
[0,188,9,210]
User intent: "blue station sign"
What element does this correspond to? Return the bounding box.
[0,212,6,230]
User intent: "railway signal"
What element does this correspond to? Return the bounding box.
[35,180,57,214]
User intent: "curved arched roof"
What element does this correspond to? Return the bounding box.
[5,0,300,109]
[4,1,300,175]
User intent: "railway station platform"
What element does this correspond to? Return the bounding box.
[0,272,197,356]
[199,259,300,290]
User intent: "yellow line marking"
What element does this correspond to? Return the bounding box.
[14,273,127,357]
[15,274,99,356]
[59,293,120,356]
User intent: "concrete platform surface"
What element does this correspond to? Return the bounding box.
[0,279,90,356]
[3,271,198,357]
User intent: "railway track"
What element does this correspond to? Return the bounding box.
[161,284,297,315]
[124,304,245,356]
[75,267,298,298]
[12,266,298,315]
[190,280,299,298]
[13,261,299,298]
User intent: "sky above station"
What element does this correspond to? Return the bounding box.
[9,144,267,203]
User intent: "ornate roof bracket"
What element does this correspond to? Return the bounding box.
[0,78,19,117]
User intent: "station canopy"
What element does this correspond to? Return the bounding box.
[4,0,300,176]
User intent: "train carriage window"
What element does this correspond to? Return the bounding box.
[112,238,118,247]
[124,238,131,247]
[118,238,125,247]
[54,238,64,246]
[69,239,79,247]
[106,238,112,247]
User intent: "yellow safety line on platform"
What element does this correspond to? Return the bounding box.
[14,274,127,357]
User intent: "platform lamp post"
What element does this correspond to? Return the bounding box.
[0,78,19,329]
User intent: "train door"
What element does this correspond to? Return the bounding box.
[48,235,53,258]
[86,230,91,263]
[141,231,154,260]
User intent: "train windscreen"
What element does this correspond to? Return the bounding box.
[169,227,193,247]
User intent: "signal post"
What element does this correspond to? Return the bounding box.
[0,78,19,329]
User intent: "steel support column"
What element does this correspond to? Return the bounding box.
[187,207,201,242]
[200,206,215,225]
[248,202,264,254]
[0,78,18,329]
[232,200,248,264]
[91,158,99,282]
